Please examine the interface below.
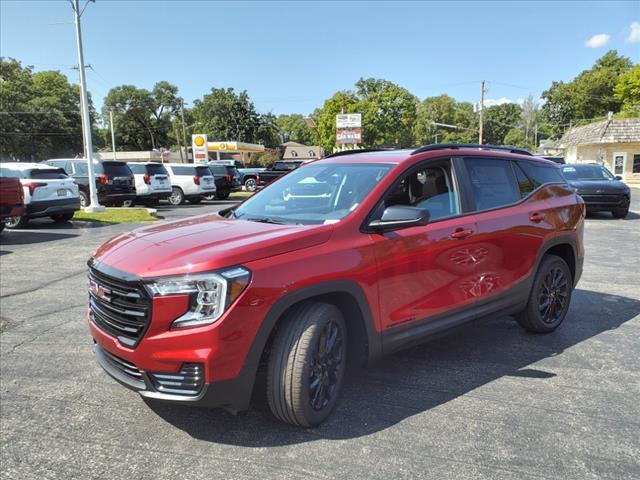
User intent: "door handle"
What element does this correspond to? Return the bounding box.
[450,228,473,240]
[529,212,544,223]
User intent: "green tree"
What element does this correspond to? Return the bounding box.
[355,78,418,147]
[483,103,523,144]
[414,94,457,145]
[103,81,180,151]
[0,58,90,160]
[256,113,280,148]
[614,65,640,117]
[192,87,260,143]
[276,113,315,145]
[542,50,634,135]
[504,128,528,149]
[315,90,359,153]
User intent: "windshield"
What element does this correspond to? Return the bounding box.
[561,165,614,181]
[233,163,392,225]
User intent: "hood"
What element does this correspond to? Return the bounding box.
[567,179,629,195]
[93,214,333,278]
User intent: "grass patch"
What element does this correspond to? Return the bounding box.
[229,190,254,200]
[73,208,156,224]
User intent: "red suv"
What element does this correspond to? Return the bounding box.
[89,144,584,427]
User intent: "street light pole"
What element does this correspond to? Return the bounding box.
[109,109,117,161]
[71,0,104,211]
[478,80,485,145]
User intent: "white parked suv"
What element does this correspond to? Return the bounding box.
[0,162,80,228]
[164,163,216,205]
[126,162,172,206]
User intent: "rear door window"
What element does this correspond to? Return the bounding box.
[128,164,146,175]
[170,166,196,176]
[73,162,89,175]
[102,162,133,177]
[465,158,520,211]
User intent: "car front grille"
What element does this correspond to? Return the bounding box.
[88,267,151,348]
[580,194,624,205]
[99,346,144,384]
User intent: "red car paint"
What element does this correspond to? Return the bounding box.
[0,176,25,223]
[89,147,584,410]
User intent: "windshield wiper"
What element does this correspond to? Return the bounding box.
[245,216,286,225]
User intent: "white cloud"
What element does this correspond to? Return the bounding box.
[484,97,513,107]
[628,21,640,43]
[585,33,610,48]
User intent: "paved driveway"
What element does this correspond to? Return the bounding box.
[1,192,639,480]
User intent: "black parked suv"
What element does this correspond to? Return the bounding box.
[45,159,136,207]
[207,164,241,199]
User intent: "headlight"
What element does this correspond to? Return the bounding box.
[145,266,251,328]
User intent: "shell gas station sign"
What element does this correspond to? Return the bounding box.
[192,134,208,164]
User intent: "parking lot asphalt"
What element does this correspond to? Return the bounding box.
[1,191,639,480]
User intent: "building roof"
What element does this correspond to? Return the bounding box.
[559,118,640,147]
[280,141,306,147]
[283,145,323,160]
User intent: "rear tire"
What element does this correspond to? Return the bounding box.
[79,190,89,208]
[514,254,573,333]
[611,207,628,219]
[244,178,257,192]
[5,215,29,229]
[168,187,184,206]
[50,213,74,223]
[267,302,347,427]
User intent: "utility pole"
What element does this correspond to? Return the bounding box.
[109,109,117,161]
[71,0,103,211]
[174,123,184,162]
[478,80,485,145]
[180,101,189,163]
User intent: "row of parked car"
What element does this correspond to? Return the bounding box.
[0,159,247,229]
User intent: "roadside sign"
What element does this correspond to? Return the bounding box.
[336,113,362,129]
[192,134,208,163]
[336,129,362,144]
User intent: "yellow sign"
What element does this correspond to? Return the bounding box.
[194,135,206,147]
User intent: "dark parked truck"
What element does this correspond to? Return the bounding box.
[88,144,584,428]
[0,176,25,233]
[257,160,305,187]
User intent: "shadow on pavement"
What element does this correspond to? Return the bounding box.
[0,230,79,246]
[586,211,640,221]
[147,288,640,444]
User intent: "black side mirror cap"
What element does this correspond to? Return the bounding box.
[615,175,623,181]
[368,205,430,233]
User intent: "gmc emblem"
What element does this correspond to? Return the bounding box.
[89,279,112,303]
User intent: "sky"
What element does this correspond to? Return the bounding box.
[1,0,639,117]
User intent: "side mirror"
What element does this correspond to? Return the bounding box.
[368,205,430,233]
[615,175,623,181]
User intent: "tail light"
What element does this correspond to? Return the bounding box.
[98,174,108,185]
[193,176,200,185]
[24,182,47,195]
[255,174,260,183]
[225,174,232,182]
[143,174,151,185]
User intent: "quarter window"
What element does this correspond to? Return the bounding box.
[511,161,536,198]
[465,158,520,210]
[519,161,564,187]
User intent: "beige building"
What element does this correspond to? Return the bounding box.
[558,117,640,185]
[281,141,324,160]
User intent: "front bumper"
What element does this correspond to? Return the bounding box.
[26,198,80,218]
[579,194,630,211]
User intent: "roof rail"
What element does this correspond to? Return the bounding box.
[325,149,387,159]
[411,143,532,156]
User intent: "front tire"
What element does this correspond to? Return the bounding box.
[244,178,257,192]
[50,213,74,223]
[611,207,628,219]
[267,302,347,427]
[515,254,573,333]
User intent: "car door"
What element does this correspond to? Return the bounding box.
[460,157,553,305]
[370,157,485,330]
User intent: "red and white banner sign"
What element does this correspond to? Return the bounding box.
[336,129,362,144]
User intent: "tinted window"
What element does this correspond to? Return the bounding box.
[511,161,536,197]
[171,166,196,176]
[195,166,212,177]
[226,166,239,176]
[211,166,227,175]
[560,164,613,181]
[465,158,520,210]
[634,154,640,174]
[29,168,68,179]
[0,168,24,178]
[146,164,168,175]
[385,160,460,221]
[128,164,146,174]
[273,162,298,171]
[102,162,132,176]
[520,161,565,187]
